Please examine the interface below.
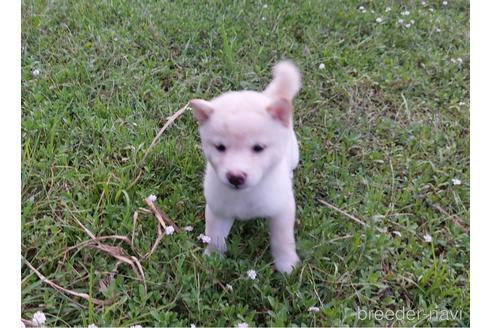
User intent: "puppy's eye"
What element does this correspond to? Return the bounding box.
[252,144,265,153]
[215,144,226,152]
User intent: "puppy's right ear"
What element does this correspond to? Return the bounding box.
[267,98,292,127]
[189,99,214,124]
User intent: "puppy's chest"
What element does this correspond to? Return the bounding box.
[208,186,280,220]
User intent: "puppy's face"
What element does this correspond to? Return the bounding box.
[191,92,292,190]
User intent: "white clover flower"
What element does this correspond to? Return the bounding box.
[183,225,194,232]
[358,5,365,10]
[410,19,415,25]
[443,1,448,5]
[385,7,391,12]
[88,324,98,328]
[226,284,233,291]
[319,63,325,70]
[147,194,157,202]
[376,17,383,23]
[165,226,175,235]
[237,323,249,328]
[32,311,46,326]
[130,325,143,328]
[421,1,427,5]
[392,231,402,237]
[458,101,465,106]
[261,16,266,21]
[263,4,268,8]
[247,269,257,280]
[456,57,463,64]
[429,8,435,12]
[451,58,457,63]
[198,233,211,243]
[405,23,412,28]
[190,325,197,328]
[423,233,432,243]
[308,306,320,313]
[402,10,410,16]
[436,27,441,32]
[452,178,462,185]
[397,19,404,24]
[32,68,40,77]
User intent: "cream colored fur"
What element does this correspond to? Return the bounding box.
[190,60,301,273]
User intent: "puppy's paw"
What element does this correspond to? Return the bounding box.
[274,252,300,274]
[204,245,225,258]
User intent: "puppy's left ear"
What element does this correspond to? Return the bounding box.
[190,99,214,124]
[267,98,292,127]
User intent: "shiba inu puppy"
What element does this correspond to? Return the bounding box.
[190,61,301,273]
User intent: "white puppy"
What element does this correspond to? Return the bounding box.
[190,61,301,273]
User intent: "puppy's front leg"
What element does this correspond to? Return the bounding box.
[204,204,234,255]
[268,204,300,274]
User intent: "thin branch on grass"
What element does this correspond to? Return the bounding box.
[60,235,133,259]
[127,169,143,190]
[138,207,153,213]
[142,221,164,260]
[99,261,121,292]
[89,241,147,292]
[432,203,469,232]
[132,201,178,259]
[328,234,353,243]
[308,264,325,306]
[128,102,190,189]
[131,210,140,247]
[71,216,147,292]
[96,174,113,214]
[318,199,385,233]
[139,197,181,259]
[54,196,180,302]
[140,102,190,163]
[130,255,146,289]
[387,157,395,214]
[72,216,97,240]
[144,197,180,232]
[23,258,113,306]
[401,93,411,121]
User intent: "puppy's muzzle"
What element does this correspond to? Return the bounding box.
[226,171,247,188]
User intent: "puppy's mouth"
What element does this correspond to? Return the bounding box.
[222,181,250,190]
[228,183,246,190]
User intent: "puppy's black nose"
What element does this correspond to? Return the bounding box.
[226,172,246,187]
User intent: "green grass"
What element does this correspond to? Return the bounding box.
[21,0,469,326]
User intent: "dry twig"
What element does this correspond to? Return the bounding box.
[140,102,190,163]
[318,199,385,233]
[128,102,189,189]
[72,217,147,292]
[142,221,164,260]
[40,193,182,306]
[23,258,113,306]
[144,197,180,232]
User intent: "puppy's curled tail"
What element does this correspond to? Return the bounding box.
[263,60,301,102]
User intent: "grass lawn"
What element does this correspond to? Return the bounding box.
[21,0,469,326]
